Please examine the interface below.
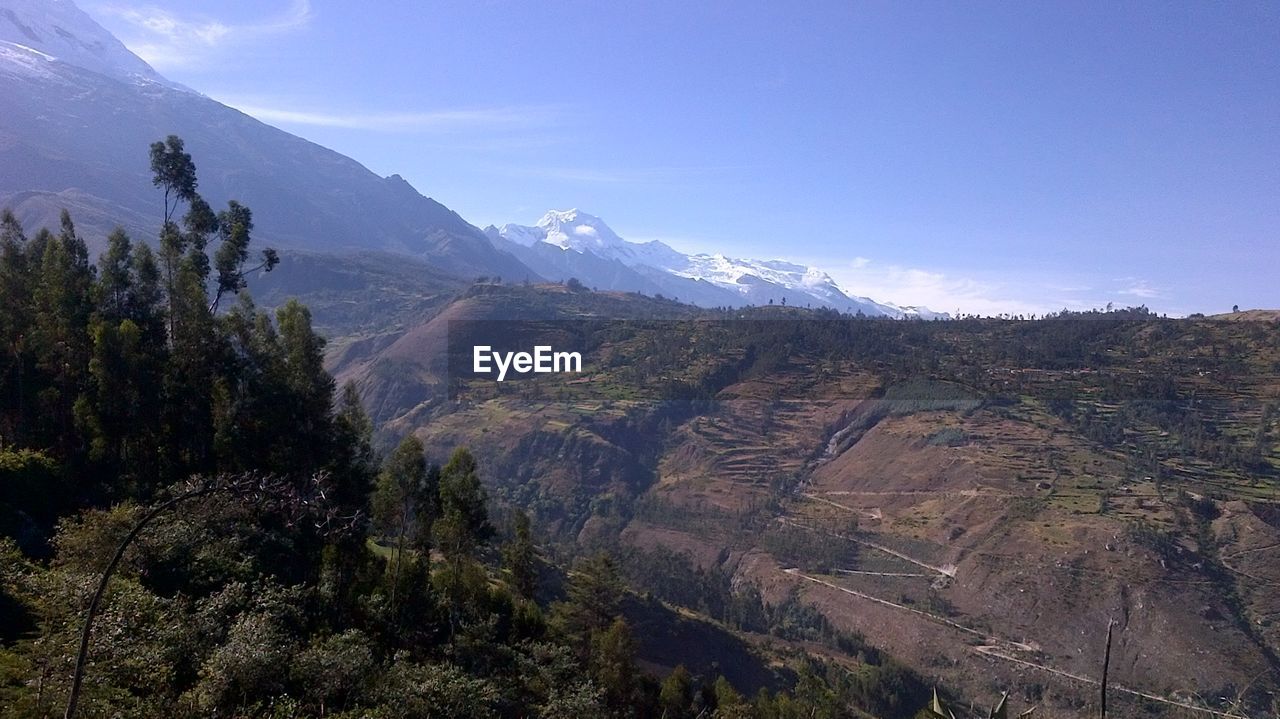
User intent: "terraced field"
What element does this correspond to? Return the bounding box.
[323,287,1280,717]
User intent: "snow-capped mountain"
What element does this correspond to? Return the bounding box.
[0,0,179,88]
[488,210,945,319]
[525,209,689,269]
[0,0,534,281]
[0,0,942,318]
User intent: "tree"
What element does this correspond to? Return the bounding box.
[591,617,637,710]
[147,138,224,475]
[128,243,166,345]
[150,136,276,336]
[0,448,62,544]
[149,135,198,225]
[75,229,168,489]
[275,300,334,474]
[371,436,435,611]
[30,211,94,454]
[502,510,537,601]
[712,676,749,718]
[659,665,694,719]
[211,200,251,310]
[181,195,218,281]
[0,210,34,442]
[290,630,376,715]
[331,381,378,514]
[553,552,624,657]
[432,447,492,636]
[95,229,133,321]
[160,260,219,473]
[434,447,493,564]
[63,472,344,719]
[312,382,379,621]
[210,201,278,312]
[150,136,201,338]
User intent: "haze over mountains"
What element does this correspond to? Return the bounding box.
[0,0,940,318]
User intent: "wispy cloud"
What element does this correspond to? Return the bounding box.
[614,228,1083,316]
[91,0,312,68]
[1115,277,1165,300]
[609,239,1083,316]
[219,101,563,134]
[822,259,1184,317]
[825,258,1098,317]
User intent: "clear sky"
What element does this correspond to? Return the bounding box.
[87,0,1279,316]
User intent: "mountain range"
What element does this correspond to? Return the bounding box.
[0,0,939,318]
[487,209,945,318]
[3,7,1279,718]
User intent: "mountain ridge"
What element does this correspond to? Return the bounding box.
[2,0,941,318]
[489,209,947,319]
[0,0,537,282]
[0,0,176,87]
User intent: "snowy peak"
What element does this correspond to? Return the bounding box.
[500,209,687,269]
[493,222,546,248]
[492,209,946,319]
[671,253,899,314]
[535,208,628,252]
[0,0,174,87]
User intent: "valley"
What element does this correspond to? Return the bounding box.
[282,279,1280,718]
[2,2,1277,715]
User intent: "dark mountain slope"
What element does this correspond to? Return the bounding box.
[0,22,534,281]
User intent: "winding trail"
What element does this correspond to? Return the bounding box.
[833,568,930,578]
[1222,542,1280,560]
[787,568,1248,718]
[786,568,988,640]
[803,492,882,520]
[971,646,1248,718]
[778,517,958,578]
[1219,542,1280,584]
[815,489,1018,498]
[781,409,1260,717]
[799,492,1221,586]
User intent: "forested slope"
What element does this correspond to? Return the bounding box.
[0,138,938,719]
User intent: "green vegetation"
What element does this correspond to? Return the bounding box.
[0,138,936,719]
[5,134,1278,719]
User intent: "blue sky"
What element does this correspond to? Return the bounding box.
[87,0,1279,315]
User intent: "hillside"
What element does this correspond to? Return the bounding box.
[1,179,906,719]
[1,2,1274,717]
[327,286,1280,718]
[320,282,704,425]
[0,3,535,281]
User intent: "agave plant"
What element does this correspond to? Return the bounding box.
[925,688,1036,719]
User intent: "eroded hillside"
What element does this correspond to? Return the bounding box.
[315,284,1279,717]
